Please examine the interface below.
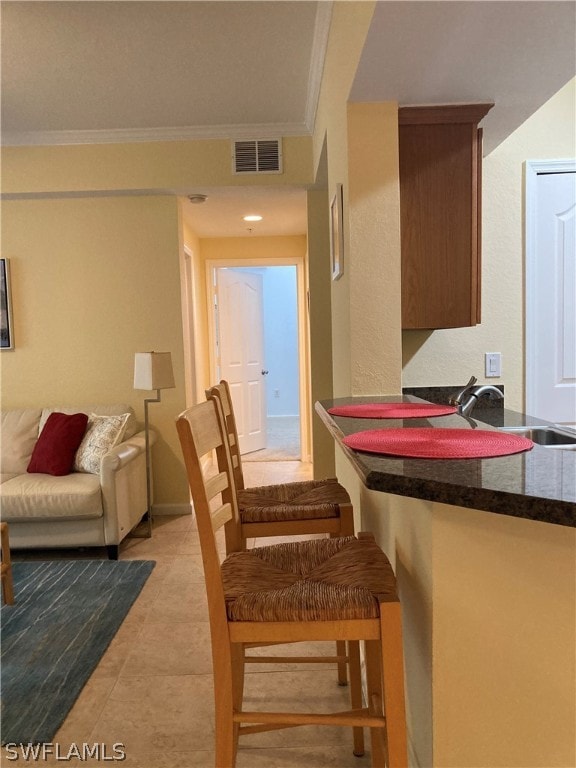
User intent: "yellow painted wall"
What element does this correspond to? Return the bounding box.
[402,78,576,410]
[1,136,313,195]
[307,187,337,478]
[199,234,307,264]
[312,1,376,397]
[312,2,375,178]
[433,506,575,767]
[0,195,189,507]
[347,102,402,396]
[313,5,403,400]
[180,213,209,405]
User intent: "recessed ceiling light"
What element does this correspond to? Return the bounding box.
[243,215,263,222]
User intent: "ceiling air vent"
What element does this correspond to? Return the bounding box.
[232,139,282,174]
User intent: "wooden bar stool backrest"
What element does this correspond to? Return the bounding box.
[205,380,245,490]
[176,399,242,639]
[205,381,355,543]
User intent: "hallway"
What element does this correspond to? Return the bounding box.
[243,415,301,462]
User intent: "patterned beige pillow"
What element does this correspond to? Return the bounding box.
[74,413,130,474]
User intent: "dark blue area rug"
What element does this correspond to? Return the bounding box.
[1,559,155,745]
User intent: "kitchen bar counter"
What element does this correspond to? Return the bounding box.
[316,395,576,528]
[317,395,576,766]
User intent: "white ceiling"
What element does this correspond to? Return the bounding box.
[181,186,309,238]
[2,1,574,238]
[351,1,576,156]
[1,1,324,140]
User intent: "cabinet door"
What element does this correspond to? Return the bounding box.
[399,105,491,330]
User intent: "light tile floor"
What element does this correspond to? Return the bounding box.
[3,461,374,768]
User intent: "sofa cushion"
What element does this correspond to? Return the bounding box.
[27,412,89,476]
[40,404,139,440]
[0,409,42,474]
[0,473,103,521]
[74,413,130,474]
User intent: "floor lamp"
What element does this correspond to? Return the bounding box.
[133,351,175,536]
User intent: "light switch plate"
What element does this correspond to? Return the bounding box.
[485,352,501,378]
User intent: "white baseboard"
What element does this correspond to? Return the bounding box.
[152,503,193,516]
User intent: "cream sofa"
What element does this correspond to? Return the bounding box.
[0,404,154,559]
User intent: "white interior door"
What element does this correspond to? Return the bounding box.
[216,268,267,453]
[526,162,576,426]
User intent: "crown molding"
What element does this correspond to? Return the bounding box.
[1,121,311,148]
[305,1,333,133]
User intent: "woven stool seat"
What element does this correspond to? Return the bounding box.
[223,536,396,622]
[238,478,349,523]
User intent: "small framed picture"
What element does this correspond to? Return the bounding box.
[1,258,14,350]
[330,183,344,281]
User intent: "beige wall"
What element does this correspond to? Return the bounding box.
[347,102,403,396]
[433,505,575,767]
[1,135,313,195]
[402,78,576,410]
[1,195,189,508]
[307,187,337,478]
[180,208,201,406]
[312,1,376,397]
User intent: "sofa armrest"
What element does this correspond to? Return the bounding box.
[99,429,157,545]
[100,430,155,472]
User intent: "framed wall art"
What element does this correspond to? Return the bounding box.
[330,183,344,281]
[1,258,14,349]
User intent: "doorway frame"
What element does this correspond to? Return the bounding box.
[206,256,311,462]
[525,158,576,418]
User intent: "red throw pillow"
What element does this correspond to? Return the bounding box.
[27,412,89,476]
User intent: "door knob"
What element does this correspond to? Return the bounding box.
[261,370,269,375]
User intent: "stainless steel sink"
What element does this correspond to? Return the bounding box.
[499,426,576,447]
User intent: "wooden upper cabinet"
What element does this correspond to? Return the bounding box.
[399,104,493,330]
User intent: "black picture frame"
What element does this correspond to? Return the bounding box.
[1,258,14,350]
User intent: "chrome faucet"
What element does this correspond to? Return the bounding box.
[449,376,504,417]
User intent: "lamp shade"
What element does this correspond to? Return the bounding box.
[134,352,175,391]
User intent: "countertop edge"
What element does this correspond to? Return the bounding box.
[315,398,576,528]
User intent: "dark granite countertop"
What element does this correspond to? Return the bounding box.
[316,395,576,528]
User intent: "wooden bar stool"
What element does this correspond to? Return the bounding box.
[206,381,355,545]
[207,380,355,686]
[1,522,15,605]
[176,398,408,767]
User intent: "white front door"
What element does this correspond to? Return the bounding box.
[216,268,267,453]
[526,162,576,426]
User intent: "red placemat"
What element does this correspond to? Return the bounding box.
[342,428,533,459]
[328,403,457,419]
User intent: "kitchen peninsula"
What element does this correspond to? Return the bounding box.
[316,396,575,768]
